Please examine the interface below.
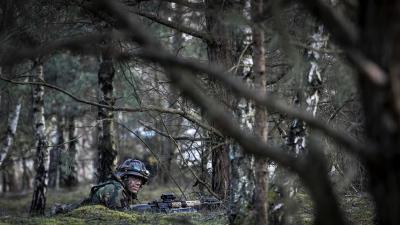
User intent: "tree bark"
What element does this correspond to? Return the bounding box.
[0,96,22,167]
[158,2,184,185]
[60,115,78,187]
[30,62,48,216]
[97,51,117,183]
[47,145,60,189]
[205,0,238,200]
[7,161,18,192]
[358,2,400,224]
[229,83,255,224]
[21,157,31,190]
[2,171,6,192]
[48,115,65,189]
[252,0,269,223]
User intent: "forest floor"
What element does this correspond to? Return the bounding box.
[0,183,373,225]
[0,183,226,225]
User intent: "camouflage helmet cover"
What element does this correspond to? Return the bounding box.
[116,159,150,184]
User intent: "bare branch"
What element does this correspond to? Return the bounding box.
[0,76,222,136]
[124,0,204,10]
[0,32,123,66]
[116,121,188,199]
[97,0,374,161]
[138,120,211,141]
[130,9,213,42]
[0,0,372,162]
[162,0,204,10]
[124,48,375,158]
[159,119,220,199]
[0,27,370,159]
[167,68,302,171]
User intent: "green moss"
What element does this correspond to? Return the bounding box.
[0,216,86,225]
[0,184,91,217]
[343,195,374,225]
[0,184,227,225]
[139,211,226,225]
[64,205,142,225]
[0,222,12,225]
[0,207,226,225]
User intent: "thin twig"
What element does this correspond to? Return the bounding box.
[159,118,220,199]
[138,120,211,141]
[116,121,187,199]
[0,76,222,136]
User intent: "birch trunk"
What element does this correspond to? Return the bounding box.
[0,97,22,167]
[287,25,327,156]
[30,63,48,216]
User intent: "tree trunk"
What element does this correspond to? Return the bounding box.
[21,157,31,190]
[48,145,60,189]
[48,115,66,188]
[211,141,231,199]
[97,51,117,183]
[229,77,256,223]
[205,0,239,200]
[60,115,78,187]
[58,115,76,187]
[283,21,328,224]
[30,62,48,216]
[0,97,22,167]
[358,2,400,224]
[48,115,65,189]
[158,2,184,185]
[287,24,327,155]
[6,161,18,192]
[1,162,18,192]
[1,171,6,192]
[252,0,269,223]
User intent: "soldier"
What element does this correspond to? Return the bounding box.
[52,158,150,214]
[87,158,150,209]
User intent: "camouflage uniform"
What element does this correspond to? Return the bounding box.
[88,177,137,209]
[87,159,150,209]
[51,159,149,214]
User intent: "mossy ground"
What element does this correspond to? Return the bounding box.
[0,184,227,225]
[0,204,226,225]
[0,183,373,225]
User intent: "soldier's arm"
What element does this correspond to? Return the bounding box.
[95,184,126,209]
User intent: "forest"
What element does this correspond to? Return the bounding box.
[0,0,398,225]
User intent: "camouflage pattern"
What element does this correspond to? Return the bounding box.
[51,178,137,215]
[88,178,137,209]
[115,159,150,184]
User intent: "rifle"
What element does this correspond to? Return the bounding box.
[128,193,221,213]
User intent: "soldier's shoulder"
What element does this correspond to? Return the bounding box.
[91,179,129,209]
[98,180,124,191]
[92,179,124,194]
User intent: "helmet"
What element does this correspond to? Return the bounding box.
[115,159,150,184]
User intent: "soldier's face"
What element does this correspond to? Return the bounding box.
[126,176,143,193]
